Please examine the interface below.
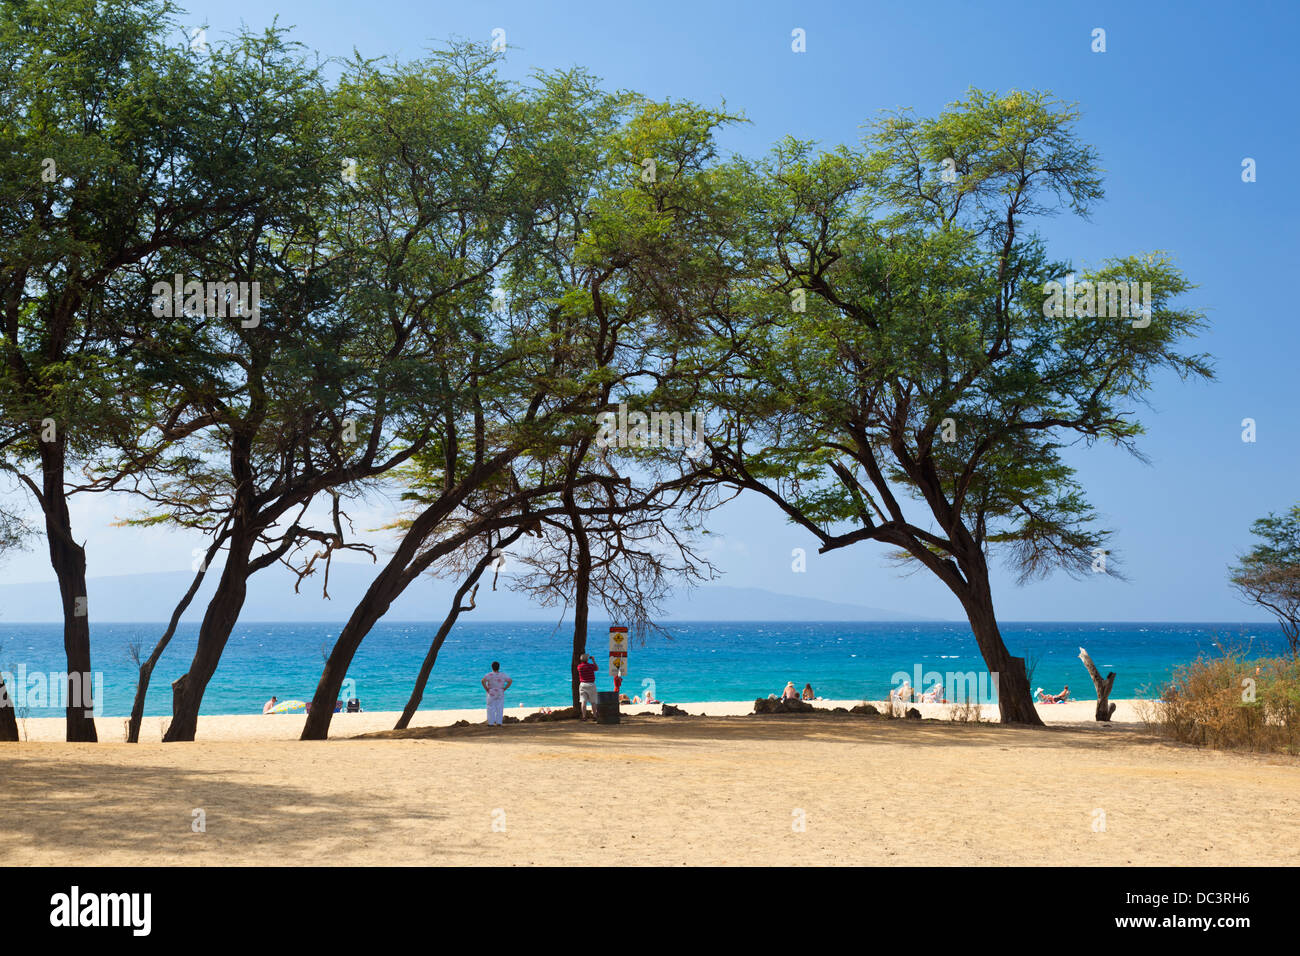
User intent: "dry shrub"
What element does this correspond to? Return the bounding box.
[1141,650,1300,755]
[947,699,985,724]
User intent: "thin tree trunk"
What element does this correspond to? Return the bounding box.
[393,532,523,730]
[40,440,97,742]
[1078,646,1116,722]
[127,534,225,743]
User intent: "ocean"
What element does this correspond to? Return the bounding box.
[0,620,1288,718]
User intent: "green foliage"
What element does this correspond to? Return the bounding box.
[1229,505,1300,654]
[698,88,1212,593]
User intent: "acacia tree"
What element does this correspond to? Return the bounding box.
[694,90,1211,724]
[301,87,742,739]
[0,0,293,740]
[114,42,554,742]
[1230,505,1300,656]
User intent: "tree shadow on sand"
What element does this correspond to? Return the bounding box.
[0,752,476,865]
[356,712,1180,756]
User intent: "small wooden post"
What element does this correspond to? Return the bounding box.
[1078,646,1116,722]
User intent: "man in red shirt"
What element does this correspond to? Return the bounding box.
[576,653,599,720]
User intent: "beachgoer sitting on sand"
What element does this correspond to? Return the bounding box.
[643,689,659,704]
[802,683,815,700]
[922,681,945,703]
[782,681,799,701]
[890,681,913,703]
[346,698,362,713]
[632,695,642,704]
[263,696,277,714]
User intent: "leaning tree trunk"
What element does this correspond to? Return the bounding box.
[394,528,526,730]
[0,674,18,741]
[40,440,97,742]
[962,588,1043,726]
[127,541,221,742]
[1078,646,1116,722]
[162,543,252,742]
[393,582,477,731]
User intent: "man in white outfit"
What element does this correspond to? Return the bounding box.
[481,661,512,726]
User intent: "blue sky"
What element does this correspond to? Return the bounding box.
[3,0,1297,622]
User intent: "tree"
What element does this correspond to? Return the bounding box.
[1230,505,1300,656]
[0,0,276,740]
[118,31,465,742]
[694,89,1212,723]
[300,86,742,739]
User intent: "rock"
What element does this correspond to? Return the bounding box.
[752,697,815,714]
[849,704,879,716]
[905,707,922,720]
[661,703,690,717]
[522,706,579,723]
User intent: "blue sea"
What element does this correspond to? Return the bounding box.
[0,620,1288,717]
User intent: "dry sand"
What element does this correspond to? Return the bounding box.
[3,701,1298,866]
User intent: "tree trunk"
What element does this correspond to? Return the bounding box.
[301,456,522,741]
[127,546,219,743]
[40,441,97,742]
[1078,646,1116,722]
[394,529,525,731]
[393,574,482,730]
[0,674,18,742]
[162,544,251,742]
[961,589,1043,726]
[567,499,592,713]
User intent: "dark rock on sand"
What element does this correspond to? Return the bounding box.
[752,697,815,714]
[661,703,691,717]
[522,706,580,723]
[849,704,879,716]
[905,707,922,720]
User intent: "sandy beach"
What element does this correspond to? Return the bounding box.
[4,700,1298,867]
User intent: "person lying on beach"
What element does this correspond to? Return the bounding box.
[1036,686,1070,704]
[924,682,947,703]
[782,682,799,701]
[262,696,278,714]
[619,694,631,704]
[802,683,815,700]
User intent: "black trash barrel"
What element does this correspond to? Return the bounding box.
[596,691,620,724]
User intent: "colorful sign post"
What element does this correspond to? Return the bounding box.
[609,626,628,692]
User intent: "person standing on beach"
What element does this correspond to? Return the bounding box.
[576,653,599,720]
[481,662,512,726]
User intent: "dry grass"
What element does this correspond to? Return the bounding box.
[1138,651,1300,754]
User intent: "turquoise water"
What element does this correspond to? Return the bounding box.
[0,620,1287,717]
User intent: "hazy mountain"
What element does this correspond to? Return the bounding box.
[0,563,942,623]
